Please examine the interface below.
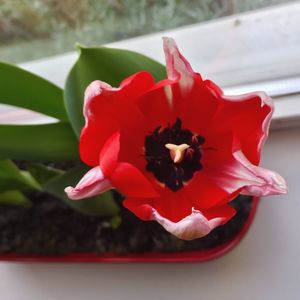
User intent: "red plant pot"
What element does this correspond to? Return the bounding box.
[0,197,259,263]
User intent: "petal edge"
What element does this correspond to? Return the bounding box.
[152,208,223,241]
[163,37,195,93]
[65,166,113,200]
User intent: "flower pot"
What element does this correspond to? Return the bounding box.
[0,197,258,263]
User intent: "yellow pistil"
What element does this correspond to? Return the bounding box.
[165,143,190,163]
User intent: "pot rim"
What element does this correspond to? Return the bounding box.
[0,197,259,263]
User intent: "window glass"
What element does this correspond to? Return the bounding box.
[0,0,298,63]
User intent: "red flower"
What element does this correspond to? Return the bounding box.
[65,38,287,240]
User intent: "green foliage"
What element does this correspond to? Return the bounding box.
[0,122,79,161]
[0,159,40,192]
[64,46,166,136]
[0,62,67,120]
[43,164,119,216]
[25,163,64,185]
[0,61,79,207]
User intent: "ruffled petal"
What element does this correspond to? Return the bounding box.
[205,149,287,198]
[163,37,195,93]
[65,166,113,200]
[80,72,153,167]
[138,39,215,133]
[205,80,273,165]
[235,151,287,196]
[124,198,235,241]
[152,208,218,241]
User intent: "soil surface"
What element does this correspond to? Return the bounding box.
[0,191,253,256]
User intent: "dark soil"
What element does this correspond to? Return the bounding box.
[0,191,253,256]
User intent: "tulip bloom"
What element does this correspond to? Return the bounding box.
[65,38,287,240]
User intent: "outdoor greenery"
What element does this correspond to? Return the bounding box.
[0,0,296,63]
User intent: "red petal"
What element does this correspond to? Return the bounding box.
[80,72,154,167]
[183,172,241,210]
[123,184,194,223]
[99,131,120,177]
[137,75,219,138]
[123,198,154,221]
[205,80,273,165]
[119,72,155,100]
[110,162,158,198]
[202,204,236,225]
[137,38,213,132]
[136,81,176,130]
[178,75,219,135]
[200,129,286,200]
[100,132,158,198]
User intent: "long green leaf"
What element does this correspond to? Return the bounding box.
[0,122,79,161]
[64,46,166,136]
[43,164,119,216]
[0,62,67,120]
[26,163,64,185]
[0,190,32,208]
[0,159,40,192]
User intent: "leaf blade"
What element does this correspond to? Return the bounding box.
[26,163,64,185]
[43,164,119,216]
[0,159,40,192]
[0,62,67,120]
[0,122,79,161]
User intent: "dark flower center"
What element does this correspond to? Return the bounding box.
[144,118,205,191]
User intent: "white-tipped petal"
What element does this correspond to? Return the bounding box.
[235,151,287,196]
[163,37,195,93]
[152,208,223,241]
[210,150,287,197]
[83,80,116,123]
[65,166,113,200]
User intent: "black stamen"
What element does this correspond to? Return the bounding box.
[144,118,205,191]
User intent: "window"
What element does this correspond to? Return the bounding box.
[0,0,298,63]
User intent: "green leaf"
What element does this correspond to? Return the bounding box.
[64,46,166,135]
[0,159,40,192]
[0,190,32,208]
[26,163,64,185]
[43,164,119,216]
[0,62,67,120]
[0,122,79,161]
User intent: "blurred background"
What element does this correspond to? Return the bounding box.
[0,0,298,64]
